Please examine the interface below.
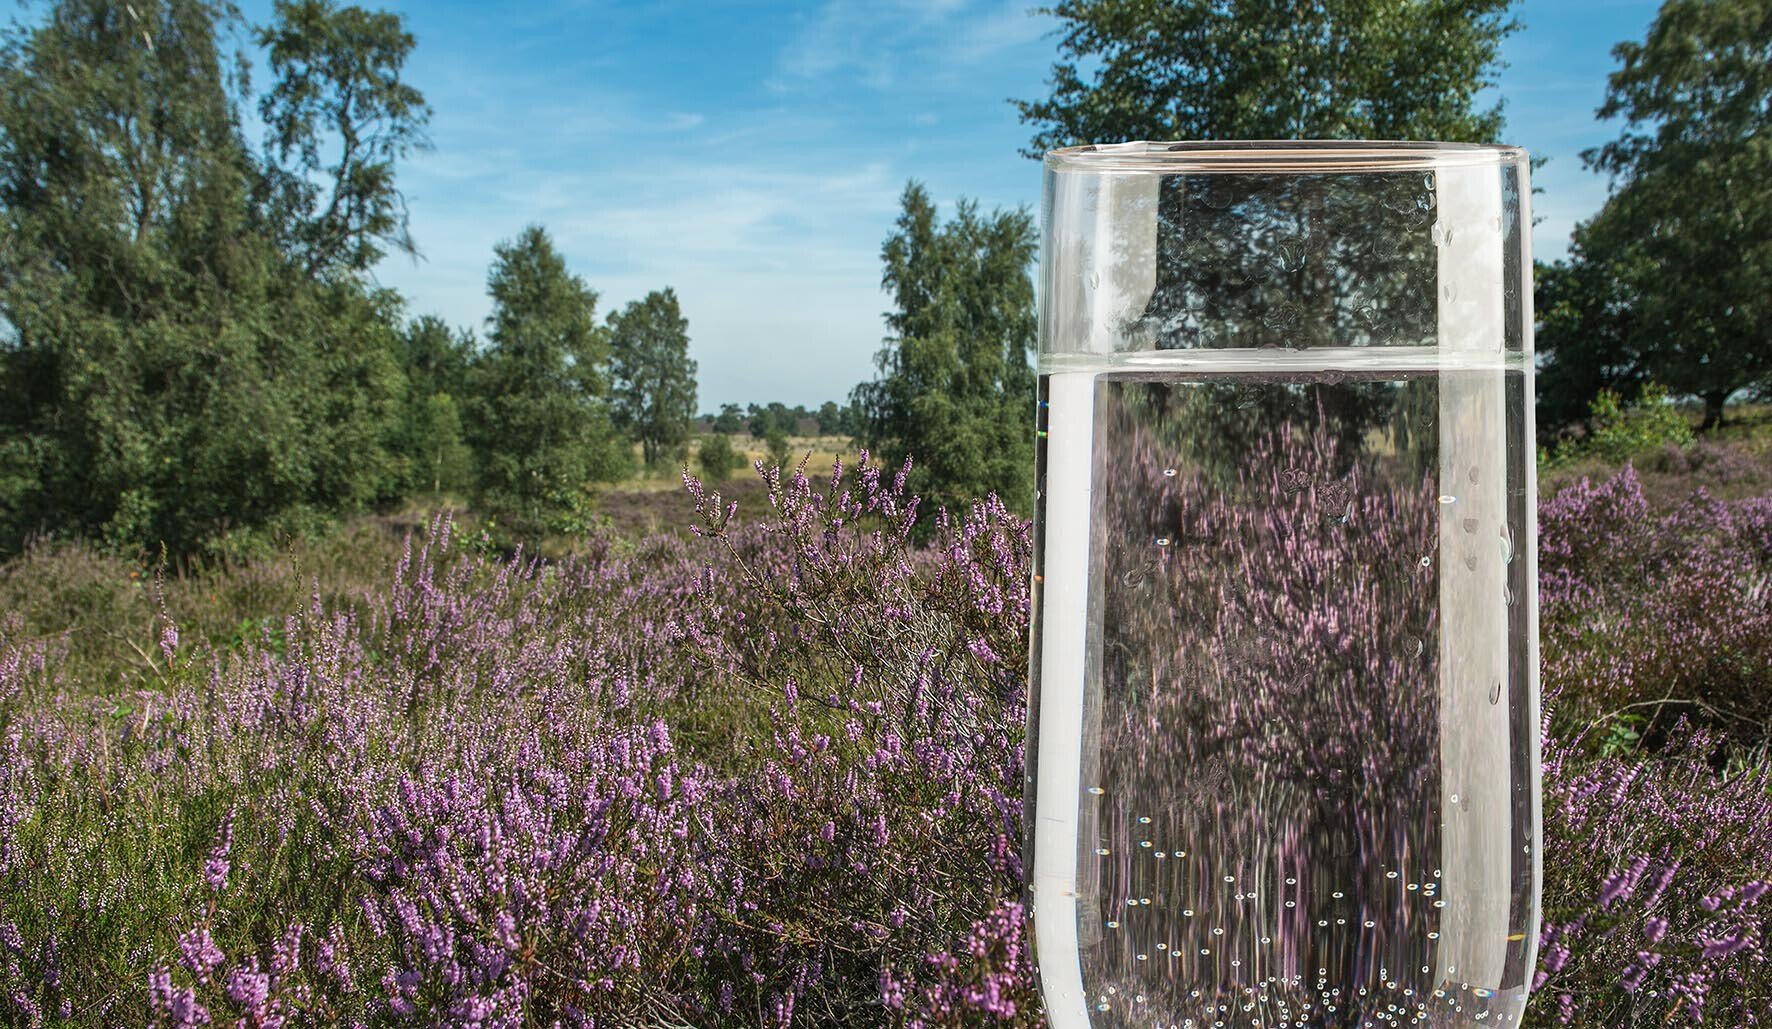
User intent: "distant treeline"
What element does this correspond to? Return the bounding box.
[698,401,865,439]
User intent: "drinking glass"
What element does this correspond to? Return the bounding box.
[1026,142,1540,1028]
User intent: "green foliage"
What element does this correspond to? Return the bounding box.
[0,0,417,559]
[390,316,476,496]
[255,0,432,278]
[712,402,746,434]
[608,287,698,469]
[852,182,1037,514]
[1015,0,1520,150]
[1540,0,1772,430]
[1534,251,1648,435]
[468,225,627,529]
[697,434,742,482]
[764,426,793,469]
[747,401,793,438]
[816,400,841,434]
[1549,383,1695,467]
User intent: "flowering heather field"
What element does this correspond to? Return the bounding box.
[2,450,1770,1027]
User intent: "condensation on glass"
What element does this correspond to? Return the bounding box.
[1026,142,1540,1028]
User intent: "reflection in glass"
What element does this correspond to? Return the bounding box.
[1028,144,1538,1029]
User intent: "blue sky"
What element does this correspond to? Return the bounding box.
[250,0,1661,409]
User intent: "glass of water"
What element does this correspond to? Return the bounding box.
[1026,142,1539,1028]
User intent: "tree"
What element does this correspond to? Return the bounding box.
[1541,0,1772,430]
[816,400,840,434]
[852,182,1037,513]
[393,316,476,495]
[764,426,793,470]
[1014,0,1520,151]
[747,401,792,438]
[607,287,698,469]
[256,0,432,279]
[0,0,415,556]
[1012,0,1522,464]
[697,434,741,482]
[712,403,745,434]
[1533,231,1650,437]
[469,225,626,524]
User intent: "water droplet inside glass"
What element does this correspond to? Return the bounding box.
[1439,494,1457,504]
[1489,680,1503,705]
[1163,467,1177,477]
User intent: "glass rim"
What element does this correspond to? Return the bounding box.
[1045,139,1528,173]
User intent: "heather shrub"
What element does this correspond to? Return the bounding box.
[1540,464,1772,744]
[0,455,1039,1027]
[3,455,1771,1027]
[1528,724,1772,1026]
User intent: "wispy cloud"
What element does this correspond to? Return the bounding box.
[770,0,1050,91]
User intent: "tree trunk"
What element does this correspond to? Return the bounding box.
[1699,390,1728,432]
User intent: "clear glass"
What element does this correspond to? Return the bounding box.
[1026,141,1540,1028]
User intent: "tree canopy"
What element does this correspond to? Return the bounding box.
[608,288,698,469]
[1015,0,1521,150]
[0,0,416,556]
[1538,0,1771,430]
[469,225,627,525]
[853,182,1037,514]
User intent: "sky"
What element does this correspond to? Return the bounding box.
[243,0,1663,409]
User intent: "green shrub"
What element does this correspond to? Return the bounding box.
[765,426,793,469]
[696,434,742,481]
[1551,383,1694,466]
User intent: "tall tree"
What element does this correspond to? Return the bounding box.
[1541,0,1772,430]
[256,0,432,279]
[1014,0,1520,150]
[607,287,698,468]
[469,225,626,524]
[853,182,1037,513]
